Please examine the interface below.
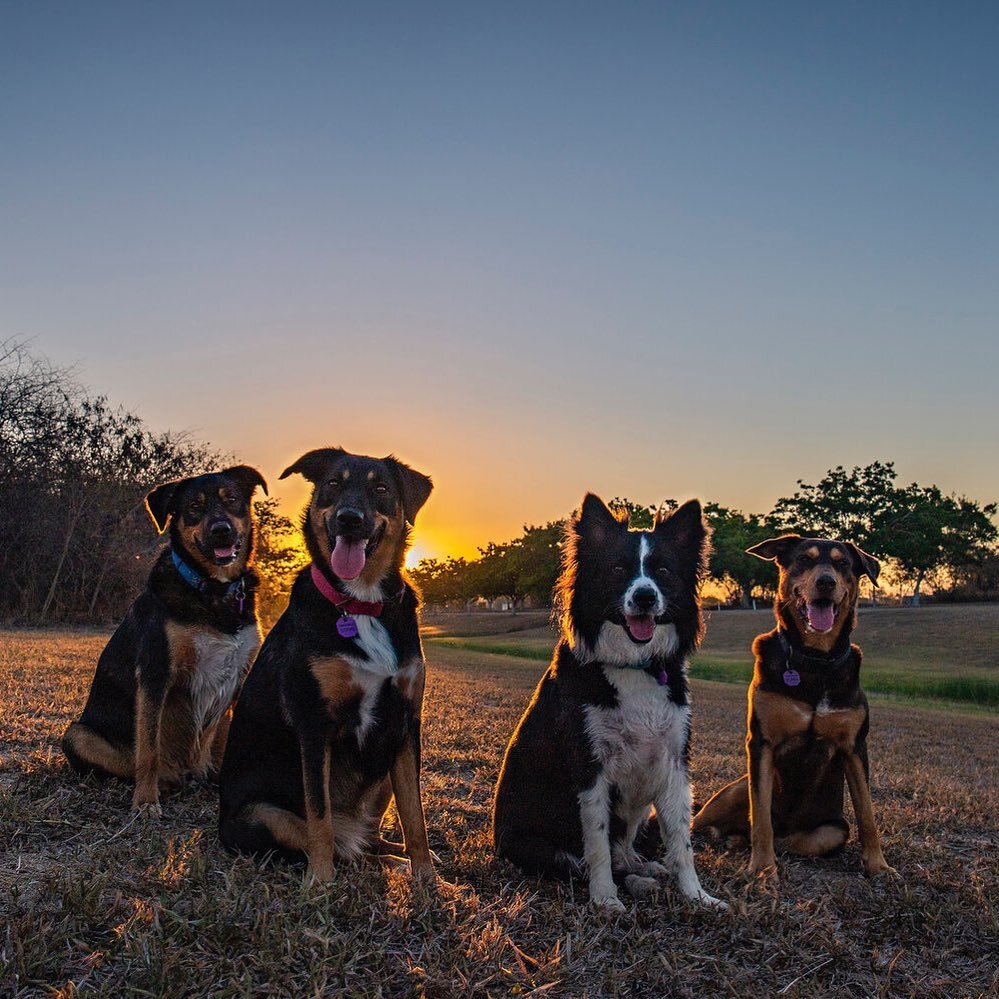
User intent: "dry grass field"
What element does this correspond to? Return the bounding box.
[2,625,998,997]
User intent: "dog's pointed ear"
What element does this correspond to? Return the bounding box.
[746,534,801,565]
[145,480,179,533]
[844,541,881,585]
[656,499,710,578]
[574,492,624,542]
[279,448,345,483]
[386,457,433,525]
[222,464,268,500]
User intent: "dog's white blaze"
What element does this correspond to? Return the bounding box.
[622,535,665,617]
[189,625,259,731]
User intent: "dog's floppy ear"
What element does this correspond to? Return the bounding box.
[843,541,880,585]
[746,534,801,566]
[279,448,345,483]
[145,480,180,533]
[222,464,268,500]
[386,457,433,525]
[656,499,710,579]
[574,492,625,543]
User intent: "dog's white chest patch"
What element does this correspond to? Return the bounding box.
[345,615,398,676]
[584,667,689,806]
[189,625,258,730]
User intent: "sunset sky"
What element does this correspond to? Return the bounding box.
[3,3,997,561]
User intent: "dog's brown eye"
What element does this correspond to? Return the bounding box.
[656,567,670,578]
[374,483,388,494]
[612,565,627,576]
[187,506,203,519]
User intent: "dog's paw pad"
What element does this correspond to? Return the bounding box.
[623,874,658,900]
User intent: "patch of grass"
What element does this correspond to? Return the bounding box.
[428,603,999,711]
[2,630,999,997]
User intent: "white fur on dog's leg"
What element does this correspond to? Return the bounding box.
[623,874,658,899]
[655,765,724,908]
[579,776,621,914]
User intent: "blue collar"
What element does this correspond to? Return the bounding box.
[171,547,247,612]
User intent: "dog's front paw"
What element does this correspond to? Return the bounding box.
[694,890,728,910]
[409,862,438,884]
[747,852,778,878]
[131,793,161,818]
[864,858,901,881]
[590,890,626,914]
[623,874,658,900]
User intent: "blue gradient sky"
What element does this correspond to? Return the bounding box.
[3,2,997,558]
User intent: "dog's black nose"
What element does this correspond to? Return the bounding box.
[816,574,837,592]
[209,520,234,542]
[630,586,659,612]
[336,508,365,531]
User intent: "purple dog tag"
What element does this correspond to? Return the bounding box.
[656,668,669,687]
[336,615,359,639]
[783,669,801,687]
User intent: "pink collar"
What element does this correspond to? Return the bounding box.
[310,565,384,616]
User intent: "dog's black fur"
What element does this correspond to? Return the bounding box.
[493,494,724,910]
[218,447,437,882]
[62,465,267,813]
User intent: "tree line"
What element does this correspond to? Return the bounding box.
[2,339,995,623]
[0,339,304,626]
[411,466,998,610]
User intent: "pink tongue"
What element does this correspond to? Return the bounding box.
[625,614,656,642]
[214,545,236,559]
[807,602,836,633]
[331,536,367,580]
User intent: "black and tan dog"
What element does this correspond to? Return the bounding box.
[62,465,267,814]
[693,535,896,877]
[218,447,436,883]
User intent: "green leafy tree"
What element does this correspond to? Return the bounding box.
[770,461,998,605]
[252,497,310,629]
[703,503,773,605]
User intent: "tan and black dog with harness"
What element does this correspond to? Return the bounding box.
[693,535,897,878]
[62,465,268,815]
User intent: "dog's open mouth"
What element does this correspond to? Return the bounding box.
[198,538,241,566]
[799,598,837,634]
[623,613,656,644]
[329,521,386,581]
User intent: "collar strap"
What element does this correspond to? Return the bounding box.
[777,629,852,668]
[310,565,384,616]
[171,548,246,607]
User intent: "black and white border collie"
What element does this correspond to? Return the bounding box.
[493,493,724,911]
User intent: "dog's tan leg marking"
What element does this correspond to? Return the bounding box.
[778,823,848,857]
[301,742,334,882]
[132,688,168,812]
[390,740,434,877]
[200,708,233,776]
[63,722,133,778]
[748,743,777,874]
[843,752,894,877]
[692,774,749,836]
[244,803,308,852]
